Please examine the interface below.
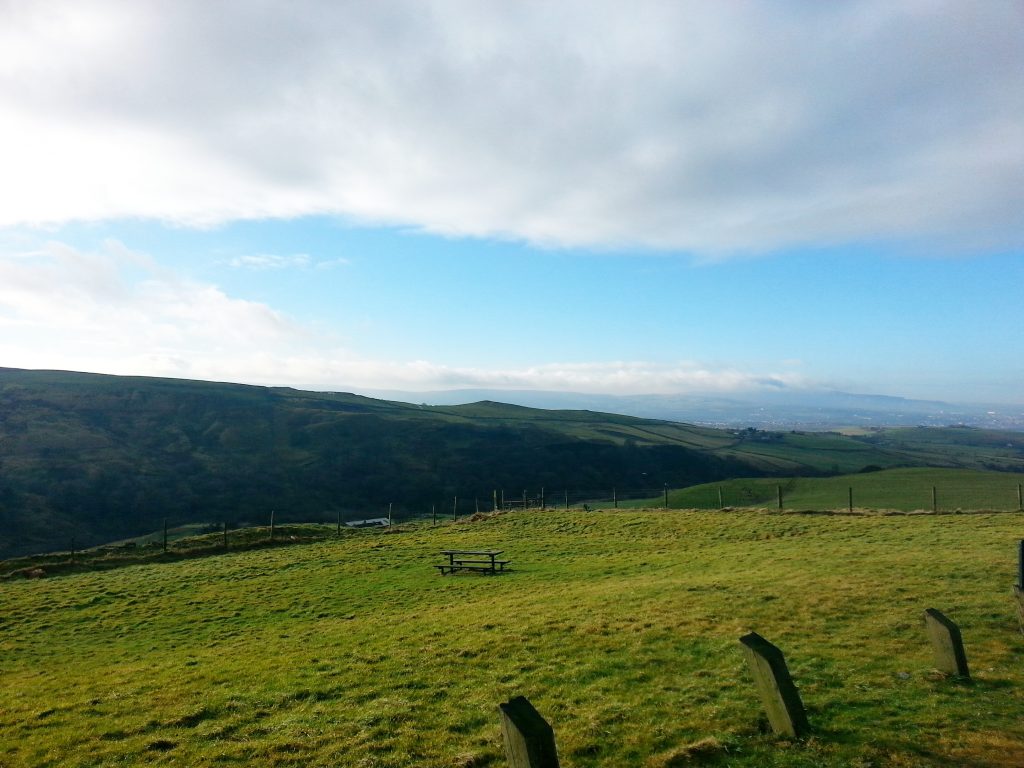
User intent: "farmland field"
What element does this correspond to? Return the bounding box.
[2,508,1024,766]
[630,468,1024,513]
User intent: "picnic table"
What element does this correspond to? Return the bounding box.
[434,549,510,575]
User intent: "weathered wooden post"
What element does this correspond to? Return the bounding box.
[493,489,498,512]
[717,486,723,510]
[777,485,783,511]
[270,510,275,540]
[613,488,617,508]
[498,696,559,768]
[664,484,669,509]
[432,504,437,526]
[337,510,342,535]
[738,632,809,738]
[540,487,545,509]
[923,608,969,678]
[932,486,937,513]
[848,487,853,513]
[163,518,168,553]
[388,503,393,527]
[453,496,458,522]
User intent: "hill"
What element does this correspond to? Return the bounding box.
[2,509,1023,766]
[2,367,1022,557]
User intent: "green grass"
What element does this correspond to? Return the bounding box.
[2,509,1024,766]
[618,468,1024,512]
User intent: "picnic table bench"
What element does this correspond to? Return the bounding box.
[434,549,510,575]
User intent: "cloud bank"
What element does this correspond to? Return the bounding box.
[0,241,810,394]
[1,1,1021,254]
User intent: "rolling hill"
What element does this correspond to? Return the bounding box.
[2,367,1022,557]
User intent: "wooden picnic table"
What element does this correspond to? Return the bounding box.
[434,549,510,575]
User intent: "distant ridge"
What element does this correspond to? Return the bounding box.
[2,367,1022,558]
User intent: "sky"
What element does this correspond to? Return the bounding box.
[1,1,1022,404]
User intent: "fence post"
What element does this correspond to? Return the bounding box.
[337,510,342,535]
[777,485,783,511]
[432,504,437,526]
[613,488,617,508]
[564,490,568,510]
[540,487,545,509]
[388,503,393,527]
[270,510,275,541]
[848,487,853,514]
[494,489,498,512]
[498,696,560,768]
[453,496,458,522]
[932,486,937,513]
[717,486,723,510]
[664,484,669,509]
[476,498,480,514]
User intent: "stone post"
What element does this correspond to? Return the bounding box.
[739,632,809,738]
[923,608,969,678]
[498,696,559,768]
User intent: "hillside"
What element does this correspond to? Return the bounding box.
[2,509,1023,766]
[2,368,1022,558]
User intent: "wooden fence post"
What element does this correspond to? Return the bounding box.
[498,696,560,768]
[664,484,669,508]
[738,632,809,738]
[388,503,393,527]
[923,608,969,678]
[848,487,853,513]
[337,510,342,535]
[613,488,617,508]
[932,486,937,513]
[717,486,723,510]
[453,496,458,522]
[564,490,568,510]
[777,485,783,511]
[432,504,437,526]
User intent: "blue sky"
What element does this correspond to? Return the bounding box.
[1,2,1022,404]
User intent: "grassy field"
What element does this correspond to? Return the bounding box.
[2,508,1024,767]
[631,468,1024,513]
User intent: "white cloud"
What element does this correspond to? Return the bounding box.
[0,240,812,394]
[227,254,311,270]
[225,253,350,270]
[0,1,1020,254]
